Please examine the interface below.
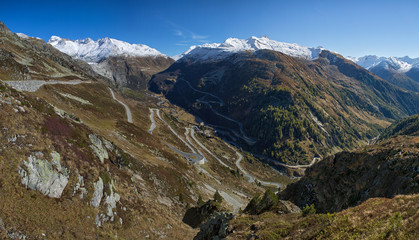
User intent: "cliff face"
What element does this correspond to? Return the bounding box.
[92,55,174,90]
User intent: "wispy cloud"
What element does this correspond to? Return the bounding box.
[174,29,184,37]
[191,33,208,40]
[168,22,209,46]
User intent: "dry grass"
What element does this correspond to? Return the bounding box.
[228,194,419,240]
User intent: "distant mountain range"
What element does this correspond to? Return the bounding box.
[45,35,419,91]
[348,55,419,91]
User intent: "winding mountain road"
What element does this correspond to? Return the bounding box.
[184,127,207,163]
[197,99,256,145]
[226,144,282,188]
[189,128,234,170]
[174,80,318,170]
[179,79,224,106]
[109,88,133,123]
[149,108,206,164]
[178,78,256,145]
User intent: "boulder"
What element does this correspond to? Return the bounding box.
[18,151,69,198]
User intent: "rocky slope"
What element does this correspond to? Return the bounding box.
[224,194,418,240]
[1,21,282,239]
[90,55,174,90]
[0,21,101,81]
[49,36,174,90]
[195,119,419,239]
[0,80,190,239]
[150,46,419,165]
[279,119,419,213]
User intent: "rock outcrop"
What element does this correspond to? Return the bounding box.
[90,177,104,208]
[89,134,109,163]
[182,200,224,228]
[194,212,234,240]
[279,134,419,213]
[18,151,69,198]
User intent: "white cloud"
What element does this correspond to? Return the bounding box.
[168,21,210,46]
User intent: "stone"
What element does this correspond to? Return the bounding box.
[90,177,104,208]
[104,181,120,221]
[0,216,5,231]
[89,134,108,163]
[7,135,17,143]
[102,138,114,151]
[73,172,88,199]
[18,151,69,198]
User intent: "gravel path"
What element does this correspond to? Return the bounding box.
[3,80,91,92]
[226,144,282,188]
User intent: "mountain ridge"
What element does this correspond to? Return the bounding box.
[48,36,169,63]
[348,55,419,91]
[48,35,174,90]
[174,36,325,61]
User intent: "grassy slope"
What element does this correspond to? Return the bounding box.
[228,194,418,240]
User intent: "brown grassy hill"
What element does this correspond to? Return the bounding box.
[226,194,418,240]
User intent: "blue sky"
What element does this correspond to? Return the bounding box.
[1,0,419,57]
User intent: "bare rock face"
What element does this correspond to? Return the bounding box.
[18,151,69,198]
[91,176,121,227]
[104,181,120,220]
[89,134,108,163]
[91,56,174,90]
[90,177,104,208]
[72,172,88,199]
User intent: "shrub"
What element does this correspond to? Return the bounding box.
[213,190,223,203]
[302,204,316,216]
[197,195,205,207]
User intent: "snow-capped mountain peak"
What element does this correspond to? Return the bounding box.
[351,55,419,73]
[48,36,168,63]
[174,36,325,61]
